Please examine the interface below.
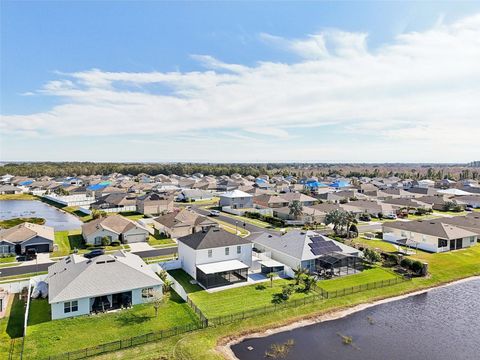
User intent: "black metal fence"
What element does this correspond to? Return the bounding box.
[43,322,202,360]
[317,276,410,299]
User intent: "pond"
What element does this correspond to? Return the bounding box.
[232,279,480,360]
[0,200,83,231]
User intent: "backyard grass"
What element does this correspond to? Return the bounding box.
[188,277,315,318]
[433,210,467,216]
[347,237,398,252]
[24,293,200,359]
[0,194,37,201]
[318,267,398,292]
[118,211,146,221]
[63,206,93,222]
[168,269,203,294]
[0,272,48,283]
[0,294,25,360]
[0,217,45,229]
[148,234,176,247]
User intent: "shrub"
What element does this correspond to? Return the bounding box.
[400,257,413,269]
[110,241,121,247]
[410,260,424,274]
[359,213,371,222]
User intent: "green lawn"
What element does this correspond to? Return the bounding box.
[148,234,176,247]
[0,217,45,229]
[347,237,398,252]
[24,293,200,359]
[189,278,315,318]
[433,210,467,216]
[168,269,203,294]
[52,230,83,257]
[0,294,25,360]
[212,219,249,237]
[118,211,146,221]
[0,256,16,264]
[318,267,398,292]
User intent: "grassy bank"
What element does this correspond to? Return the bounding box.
[0,217,45,229]
[0,194,37,201]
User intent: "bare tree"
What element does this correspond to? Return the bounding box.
[151,290,165,317]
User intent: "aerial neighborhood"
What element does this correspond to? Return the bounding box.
[0,165,479,359]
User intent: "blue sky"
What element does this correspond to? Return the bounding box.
[1,1,480,162]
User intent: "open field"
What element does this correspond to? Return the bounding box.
[23,293,200,359]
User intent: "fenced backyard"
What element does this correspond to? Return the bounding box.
[8,268,410,360]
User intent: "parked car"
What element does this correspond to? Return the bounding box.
[84,249,105,259]
[25,249,37,261]
[209,210,220,216]
[385,213,397,219]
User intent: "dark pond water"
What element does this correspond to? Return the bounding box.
[232,279,480,360]
[0,200,83,230]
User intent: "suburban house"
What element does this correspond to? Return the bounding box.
[47,251,163,320]
[279,192,318,206]
[455,195,480,209]
[0,222,54,255]
[253,194,289,209]
[90,193,137,212]
[0,185,22,194]
[253,230,362,276]
[176,189,214,202]
[152,209,217,239]
[219,190,253,209]
[136,193,174,215]
[177,227,252,289]
[81,215,149,245]
[272,206,326,225]
[382,219,478,253]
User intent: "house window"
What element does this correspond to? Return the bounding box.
[64,300,78,313]
[470,236,476,244]
[142,288,154,299]
[401,231,406,237]
[208,249,213,258]
[438,239,448,248]
[225,247,230,255]
[237,246,241,254]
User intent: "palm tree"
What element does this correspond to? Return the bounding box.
[344,212,358,238]
[289,200,304,220]
[267,272,276,287]
[324,209,347,235]
[293,266,308,285]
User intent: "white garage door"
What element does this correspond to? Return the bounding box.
[124,233,146,243]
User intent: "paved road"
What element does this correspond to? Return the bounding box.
[192,206,280,238]
[0,247,178,278]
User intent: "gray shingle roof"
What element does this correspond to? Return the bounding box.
[48,251,162,303]
[177,227,250,250]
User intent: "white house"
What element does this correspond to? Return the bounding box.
[177,227,252,289]
[81,215,149,245]
[47,251,163,320]
[218,190,253,209]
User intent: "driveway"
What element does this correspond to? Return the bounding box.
[128,242,154,252]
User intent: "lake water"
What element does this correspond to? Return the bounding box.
[232,279,480,360]
[0,200,83,230]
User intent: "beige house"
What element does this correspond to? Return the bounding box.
[153,209,217,239]
[0,222,54,255]
[82,215,149,245]
[383,219,478,253]
[136,193,174,215]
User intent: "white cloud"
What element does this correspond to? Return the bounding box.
[2,14,480,162]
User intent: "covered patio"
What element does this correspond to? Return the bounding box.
[315,252,363,279]
[196,260,249,289]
